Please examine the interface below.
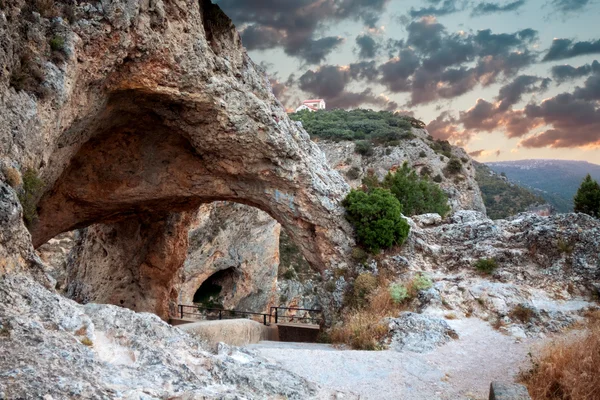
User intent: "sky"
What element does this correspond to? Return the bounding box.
[214,0,600,164]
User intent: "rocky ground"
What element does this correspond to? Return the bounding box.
[0,274,349,399]
[247,317,580,400]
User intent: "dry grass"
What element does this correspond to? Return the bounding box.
[510,304,536,324]
[331,282,404,350]
[521,323,600,399]
[2,166,22,188]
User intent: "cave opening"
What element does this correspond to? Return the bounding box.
[192,267,237,309]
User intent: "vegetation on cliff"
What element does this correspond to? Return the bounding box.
[289,109,424,145]
[574,174,600,218]
[474,162,545,219]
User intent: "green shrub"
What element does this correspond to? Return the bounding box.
[461,157,469,163]
[557,239,574,254]
[342,188,410,253]
[474,258,497,274]
[433,174,443,183]
[420,166,432,177]
[389,283,408,304]
[410,273,433,291]
[382,162,451,217]
[445,158,463,175]
[351,247,368,263]
[50,36,65,52]
[573,174,600,218]
[354,141,374,156]
[419,150,427,158]
[17,168,44,227]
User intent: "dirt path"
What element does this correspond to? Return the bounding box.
[246,318,544,400]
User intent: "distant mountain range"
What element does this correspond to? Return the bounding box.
[485,159,600,213]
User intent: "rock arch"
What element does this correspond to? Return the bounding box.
[25,1,351,319]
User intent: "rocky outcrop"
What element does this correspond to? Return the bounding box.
[178,202,280,312]
[318,129,486,214]
[0,0,353,318]
[0,274,343,399]
[384,312,458,353]
[389,211,600,334]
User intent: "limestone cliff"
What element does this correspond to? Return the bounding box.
[0,0,353,319]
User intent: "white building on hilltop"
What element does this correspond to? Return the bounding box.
[295,99,326,112]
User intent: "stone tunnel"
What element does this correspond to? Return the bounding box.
[25,1,352,319]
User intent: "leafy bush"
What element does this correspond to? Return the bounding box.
[574,174,600,218]
[382,162,451,217]
[429,139,453,158]
[474,258,497,274]
[283,269,296,280]
[354,140,374,156]
[410,273,433,292]
[389,283,409,304]
[50,36,65,52]
[445,158,463,175]
[351,247,368,263]
[433,174,443,183]
[419,150,427,158]
[342,188,410,253]
[17,168,44,227]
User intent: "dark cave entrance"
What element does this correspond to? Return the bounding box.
[192,267,238,309]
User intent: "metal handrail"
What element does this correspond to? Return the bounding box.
[177,304,324,326]
[269,306,323,325]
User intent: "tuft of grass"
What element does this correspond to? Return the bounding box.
[80,337,93,347]
[2,166,22,188]
[557,239,574,255]
[474,258,497,274]
[17,168,44,227]
[282,268,295,280]
[510,304,536,324]
[521,323,600,400]
[351,247,368,264]
[331,282,402,350]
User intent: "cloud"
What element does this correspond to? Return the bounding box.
[543,38,600,62]
[496,75,551,110]
[549,0,591,13]
[551,60,600,82]
[426,111,471,142]
[471,0,526,16]
[289,36,346,64]
[409,0,462,18]
[217,0,390,63]
[355,34,380,59]
[377,18,539,105]
[468,149,485,157]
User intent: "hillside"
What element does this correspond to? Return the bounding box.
[486,160,600,213]
[474,162,546,219]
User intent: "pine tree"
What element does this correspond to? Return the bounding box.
[573,174,600,218]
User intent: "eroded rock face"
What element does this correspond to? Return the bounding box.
[389,211,600,334]
[178,202,280,312]
[318,132,486,215]
[66,212,194,318]
[0,0,353,318]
